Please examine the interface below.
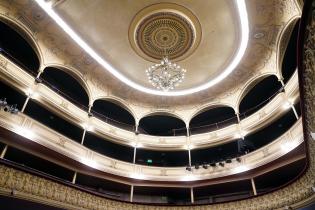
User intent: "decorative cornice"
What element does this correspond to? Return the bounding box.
[0,108,304,183]
[0,0,301,110]
[0,54,300,150]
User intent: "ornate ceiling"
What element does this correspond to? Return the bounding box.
[1,0,302,119]
[54,0,238,92]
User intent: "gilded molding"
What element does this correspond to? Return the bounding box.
[0,0,302,115]
[0,0,314,208]
[0,54,300,150]
[0,108,304,183]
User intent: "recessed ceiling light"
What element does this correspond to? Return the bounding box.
[283,101,292,109]
[82,123,93,131]
[281,141,297,152]
[130,172,145,180]
[180,174,196,181]
[14,126,35,139]
[80,157,98,169]
[233,165,249,173]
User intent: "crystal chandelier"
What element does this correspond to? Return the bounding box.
[145,56,186,91]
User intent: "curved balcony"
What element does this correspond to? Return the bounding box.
[0,108,304,183]
[0,53,300,150]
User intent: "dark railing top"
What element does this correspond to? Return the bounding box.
[239,87,283,119]
[170,88,283,136]
[42,78,136,131]
[0,48,38,77]
[40,77,90,111]
[90,109,135,132]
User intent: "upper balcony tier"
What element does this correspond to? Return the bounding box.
[0,52,299,150]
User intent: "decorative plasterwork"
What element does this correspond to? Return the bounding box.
[0,109,304,182]
[0,0,314,209]
[0,54,300,149]
[36,0,245,96]
[129,3,201,62]
[0,2,314,207]
[0,0,302,116]
[136,12,194,60]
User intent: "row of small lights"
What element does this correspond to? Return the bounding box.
[186,157,242,172]
[0,98,19,114]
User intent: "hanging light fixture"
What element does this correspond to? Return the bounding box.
[145,56,186,91]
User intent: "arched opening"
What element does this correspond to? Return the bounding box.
[40,67,89,109]
[191,140,241,166]
[243,110,297,150]
[135,149,188,167]
[0,20,39,75]
[0,79,26,111]
[83,132,134,162]
[281,20,300,83]
[24,100,84,143]
[91,99,135,131]
[139,114,186,136]
[239,75,282,119]
[189,106,237,135]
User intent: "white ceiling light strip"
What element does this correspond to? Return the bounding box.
[34,0,249,96]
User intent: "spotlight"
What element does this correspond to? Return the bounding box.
[3,105,10,112]
[186,166,192,171]
[226,159,232,163]
[202,164,208,169]
[219,162,225,167]
[236,157,241,162]
[194,164,199,170]
[10,104,18,114]
[4,104,18,114]
[35,77,42,84]
[0,98,7,107]
[210,162,216,167]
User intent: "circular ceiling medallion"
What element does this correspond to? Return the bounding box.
[136,12,194,60]
[129,3,201,62]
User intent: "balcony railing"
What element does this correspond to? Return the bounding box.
[0,51,300,149]
[0,108,304,182]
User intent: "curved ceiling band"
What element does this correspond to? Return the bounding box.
[34,0,249,96]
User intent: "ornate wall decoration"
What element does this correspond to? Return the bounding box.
[0,57,8,68]
[242,43,272,70]
[60,100,68,109]
[57,137,66,147]
[0,1,313,209]
[0,0,307,148]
